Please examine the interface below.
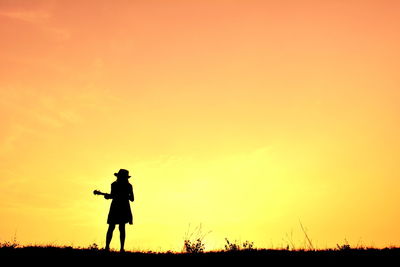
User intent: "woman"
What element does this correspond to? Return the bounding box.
[104,169,134,252]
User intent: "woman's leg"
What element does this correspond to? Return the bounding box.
[105,224,115,250]
[119,224,126,252]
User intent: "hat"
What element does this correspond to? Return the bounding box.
[114,169,131,178]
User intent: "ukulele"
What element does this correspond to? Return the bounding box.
[93,190,111,198]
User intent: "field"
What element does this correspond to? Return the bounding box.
[2,245,400,265]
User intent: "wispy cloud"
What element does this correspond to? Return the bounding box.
[0,7,70,41]
[0,84,122,157]
[0,9,51,24]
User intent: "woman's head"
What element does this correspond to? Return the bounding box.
[114,169,131,181]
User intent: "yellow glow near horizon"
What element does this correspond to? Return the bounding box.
[1,0,400,251]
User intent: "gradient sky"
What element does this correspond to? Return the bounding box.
[1,0,400,251]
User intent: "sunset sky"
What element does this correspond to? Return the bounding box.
[1,0,400,251]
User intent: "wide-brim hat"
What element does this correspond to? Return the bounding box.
[114,169,131,178]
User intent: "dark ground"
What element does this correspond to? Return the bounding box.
[2,246,400,265]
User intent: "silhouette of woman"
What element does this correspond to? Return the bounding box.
[104,169,134,252]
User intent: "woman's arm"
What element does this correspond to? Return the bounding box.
[104,184,114,200]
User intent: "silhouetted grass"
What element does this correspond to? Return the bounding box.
[2,224,400,265]
[2,243,400,265]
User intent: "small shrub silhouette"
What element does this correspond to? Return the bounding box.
[182,224,210,253]
[224,238,255,251]
[0,241,19,249]
[87,243,99,251]
[337,239,351,251]
[183,238,205,253]
[337,244,351,251]
[1,233,19,249]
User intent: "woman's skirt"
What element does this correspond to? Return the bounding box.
[107,200,133,225]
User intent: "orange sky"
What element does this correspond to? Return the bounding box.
[1,0,400,251]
